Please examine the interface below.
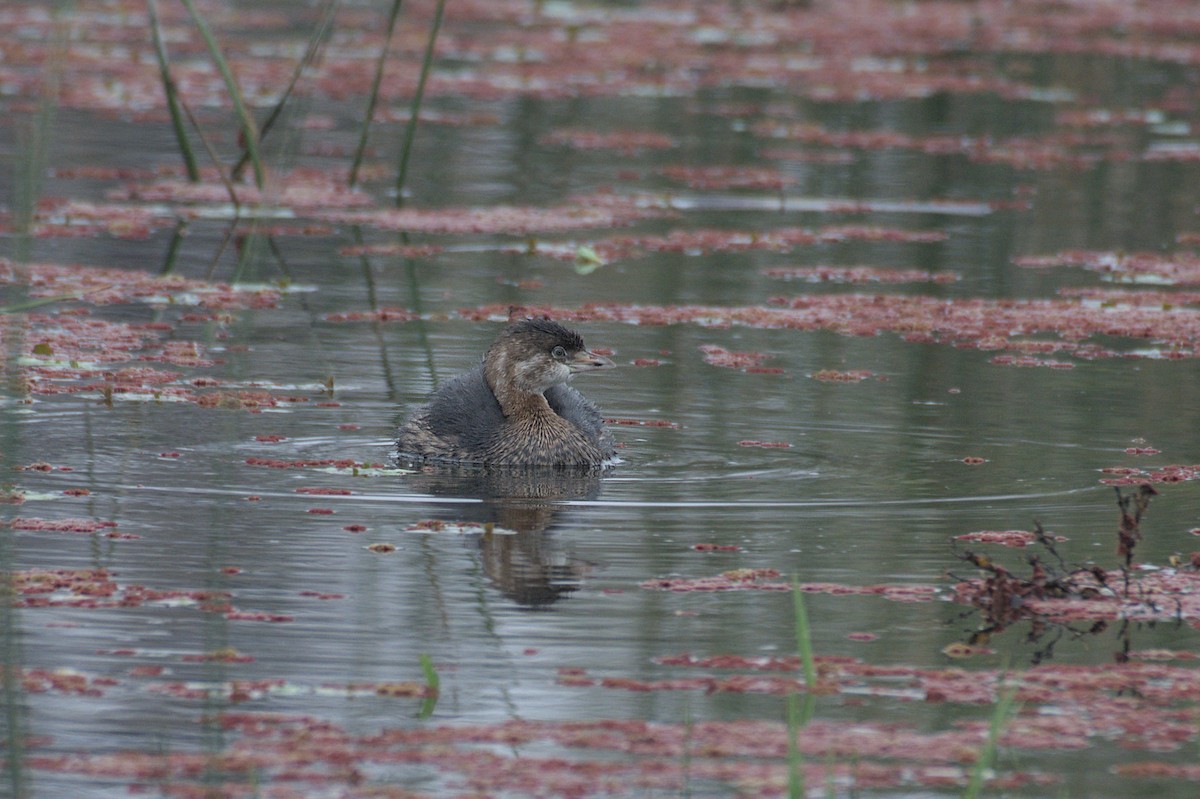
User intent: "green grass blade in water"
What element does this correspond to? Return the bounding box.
[963,680,1019,799]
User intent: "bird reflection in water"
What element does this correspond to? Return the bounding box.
[400,464,605,608]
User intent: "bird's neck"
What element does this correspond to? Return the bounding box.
[485,355,553,419]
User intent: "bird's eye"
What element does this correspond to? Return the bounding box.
[551,345,567,360]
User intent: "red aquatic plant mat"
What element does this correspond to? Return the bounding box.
[428,296,1200,360]
[22,713,1056,797]
[1,259,282,309]
[9,568,292,622]
[1016,251,1200,285]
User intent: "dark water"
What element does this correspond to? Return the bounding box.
[5,3,1200,797]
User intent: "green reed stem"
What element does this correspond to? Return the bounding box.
[179,0,265,188]
[963,679,1018,799]
[788,578,818,799]
[1,575,27,799]
[148,0,199,181]
[349,0,404,188]
[394,0,445,207]
[232,0,338,181]
[786,692,803,799]
[793,578,817,687]
[417,653,439,719]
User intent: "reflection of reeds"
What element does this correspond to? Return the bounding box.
[147,0,199,181]
[232,0,339,182]
[10,2,72,265]
[179,0,265,188]
[348,0,447,204]
[395,0,447,207]
[349,0,405,188]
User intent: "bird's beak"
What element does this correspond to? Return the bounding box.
[569,349,615,373]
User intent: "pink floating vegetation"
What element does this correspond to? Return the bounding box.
[315,198,664,236]
[812,369,874,382]
[10,517,118,534]
[3,259,281,309]
[1099,464,1199,486]
[245,457,385,470]
[642,569,937,602]
[540,129,678,153]
[109,169,375,211]
[604,417,682,429]
[763,266,959,284]
[699,344,776,371]
[11,567,280,622]
[1016,250,1200,285]
[661,165,792,191]
[445,296,1200,361]
[955,530,1068,548]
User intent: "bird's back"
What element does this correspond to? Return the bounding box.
[396,364,614,464]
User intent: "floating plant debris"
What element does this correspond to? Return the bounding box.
[954,530,1068,548]
[763,266,959,284]
[2,259,283,308]
[315,199,665,235]
[699,344,777,371]
[10,517,119,534]
[366,543,397,553]
[641,569,937,601]
[540,129,678,153]
[404,520,516,536]
[812,369,874,382]
[944,485,1200,638]
[1099,464,1199,486]
[11,567,281,621]
[604,417,682,429]
[691,543,743,552]
[660,165,792,191]
[1016,250,1200,285]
